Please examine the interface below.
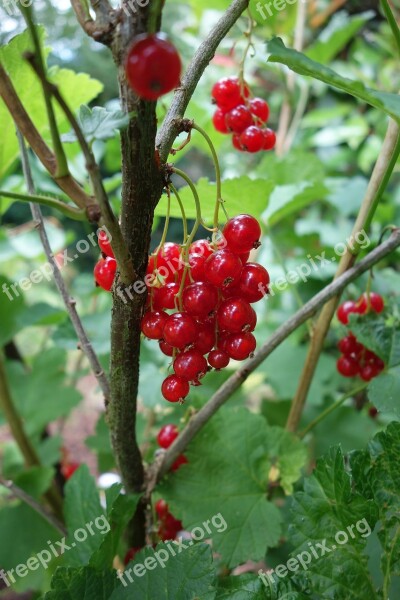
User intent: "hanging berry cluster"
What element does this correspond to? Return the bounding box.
[336,292,385,382]
[212,77,276,153]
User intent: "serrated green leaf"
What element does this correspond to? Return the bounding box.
[349,313,400,366]
[266,38,400,122]
[43,566,118,599]
[367,368,400,418]
[14,466,55,499]
[261,181,328,226]
[158,409,286,568]
[265,427,308,495]
[62,105,131,144]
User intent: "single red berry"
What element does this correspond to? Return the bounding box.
[193,323,216,354]
[94,257,117,291]
[157,424,179,449]
[337,300,357,325]
[124,547,142,565]
[225,105,253,134]
[262,128,276,151]
[173,349,208,382]
[208,349,230,369]
[61,462,79,480]
[125,33,181,100]
[190,239,213,258]
[223,214,262,254]
[225,332,256,360]
[338,335,363,357]
[213,108,229,133]
[217,332,230,352]
[155,499,169,518]
[161,375,190,402]
[163,312,198,348]
[211,77,249,111]
[249,98,270,123]
[360,363,380,382]
[188,254,207,282]
[98,230,114,258]
[183,282,219,318]
[205,249,243,289]
[149,242,182,283]
[171,454,188,472]
[238,263,270,303]
[159,340,174,357]
[240,126,264,153]
[369,407,378,419]
[217,297,255,333]
[141,310,169,340]
[232,133,245,151]
[337,355,360,377]
[153,282,180,310]
[362,292,385,314]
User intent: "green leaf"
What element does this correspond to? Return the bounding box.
[156,177,273,224]
[261,180,328,226]
[14,466,56,499]
[158,409,291,568]
[216,574,305,599]
[0,275,26,345]
[367,368,400,418]
[43,566,119,600]
[110,542,216,600]
[349,313,400,366]
[266,38,400,122]
[63,465,108,567]
[86,415,115,472]
[265,427,308,495]
[62,105,131,144]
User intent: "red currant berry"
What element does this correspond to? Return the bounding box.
[240,126,264,153]
[213,108,229,133]
[225,332,256,360]
[163,312,198,348]
[98,230,114,258]
[124,547,142,565]
[363,292,385,314]
[211,77,249,111]
[232,133,245,151]
[125,34,181,100]
[225,105,253,134]
[188,254,207,282]
[94,257,117,291]
[360,363,380,381]
[337,300,357,325]
[336,355,360,377]
[161,375,190,402]
[205,249,243,289]
[173,349,208,382]
[217,298,255,333]
[153,282,180,310]
[223,214,262,254]
[190,239,213,258]
[338,335,363,357]
[369,407,378,418]
[61,462,80,480]
[183,282,219,318]
[238,263,270,303]
[208,349,230,369]
[171,454,188,472]
[155,499,169,518]
[249,98,270,123]
[262,128,276,151]
[193,323,216,354]
[141,310,168,340]
[157,424,179,449]
[159,340,174,357]
[149,242,182,283]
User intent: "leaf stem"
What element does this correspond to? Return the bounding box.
[380,0,400,56]
[0,190,86,220]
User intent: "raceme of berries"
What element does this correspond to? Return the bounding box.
[125,34,181,101]
[141,214,271,404]
[156,423,188,476]
[336,292,385,382]
[211,76,276,154]
[155,498,184,541]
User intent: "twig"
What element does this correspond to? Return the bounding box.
[70,0,119,44]
[286,119,400,432]
[0,190,86,220]
[156,0,250,163]
[380,0,400,56]
[148,228,400,486]
[0,476,66,535]
[17,131,111,405]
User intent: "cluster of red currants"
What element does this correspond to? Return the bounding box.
[157,424,188,472]
[142,214,270,403]
[94,231,116,291]
[211,77,276,153]
[336,292,385,382]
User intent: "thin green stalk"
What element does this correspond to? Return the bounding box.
[0,190,86,220]
[169,183,188,243]
[300,382,369,438]
[381,0,400,55]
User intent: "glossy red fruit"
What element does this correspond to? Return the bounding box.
[161,375,190,402]
[337,300,357,325]
[171,454,188,472]
[141,310,169,340]
[360,363,380,382]
[225,105,253,134]
[205,249,243,289]
[98,230,114,258]
[155,499,169,518]
[159,340,174,357]
[193,323,216,354]
[213,108,229,133]
[153,282,180,310]
[338,335,363,356]
[163,312,197,348]
[157,424,179,449]
[94,257,117,291]
[149,242,182,283]
[363,292,385,314]
[125,34,181,100]
[173,349,208,382]
[124,547,142,565]
[208,349,230,369]
[240,126,264,153]
[232,133,245,151]
[211,77,249,111]
[223,214,262,254]
[249,98,270,123]
[262,128,276,151]
[189,253,207,282]
[61,462,80,480]
[225,332,256,360]
[217,298,254,333]
[336,355,360,377]
[183,282,219,318]
[190,239,213,258]
[238,263,270,303]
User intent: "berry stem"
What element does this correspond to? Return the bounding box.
[0,190,86,221]
[299,382,369,439]
[156,187,172,256]
[238,8,254,97]
[380,0,400,56]
[169,183,188,243]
